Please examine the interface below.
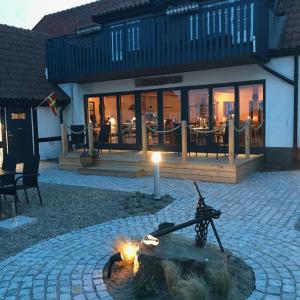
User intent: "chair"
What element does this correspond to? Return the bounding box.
[0,155,17,211]
[1,155,42,213]
[97,124,111,154]
[69,125,87,151]
[206,125,228,159]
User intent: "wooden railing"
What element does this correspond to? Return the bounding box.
[47,0,269,83]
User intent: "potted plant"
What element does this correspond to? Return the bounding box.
[80,150,98,167]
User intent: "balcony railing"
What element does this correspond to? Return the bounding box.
[47,0,270,83]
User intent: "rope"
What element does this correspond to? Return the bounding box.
[251,122,264,130]
[65,125,86,134]
[234,123,248,133]
[146,124,181,134]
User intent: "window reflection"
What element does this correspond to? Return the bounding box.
[213,87,234,145]
[188,89,209,146]
[103,96,118,144]
[141,92,158,145]
[120,94,136,144]
[88,97,100,142]
[163,90,181,145]
[239,84,264,147]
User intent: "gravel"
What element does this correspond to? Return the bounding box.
[0,183,173,262]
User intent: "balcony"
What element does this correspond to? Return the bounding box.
[47,0,270,83]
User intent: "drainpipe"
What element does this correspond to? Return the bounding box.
[60,105,67,124]
[293,55,299,162]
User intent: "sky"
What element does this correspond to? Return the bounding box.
[0,0,94,29]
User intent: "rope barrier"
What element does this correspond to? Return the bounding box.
[146,124,181,134]
[251,123,264,130]
[64,125,86,135]
[234,123,248,133]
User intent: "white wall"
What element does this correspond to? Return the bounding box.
[60,56,296,149]
[37,107,61,160]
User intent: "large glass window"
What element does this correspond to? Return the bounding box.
[213,87,235,145]
[120,94,136,144]
[239,84,264,147]
[163,90,181,145]
[103,96,118,144]
[188,89,209,146]
[141,92,158,145]
[87,97,100,142]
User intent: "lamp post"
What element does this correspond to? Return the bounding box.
[152,152,161,200]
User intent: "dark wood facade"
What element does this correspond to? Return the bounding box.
[47,0,270,83]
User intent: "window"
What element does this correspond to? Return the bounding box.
[120,95,136,144]
[127,21,140,51]
[190,14,199,40]
[111,25,123,62]
[11,113,26,120]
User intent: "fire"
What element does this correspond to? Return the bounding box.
[115,238,139,265]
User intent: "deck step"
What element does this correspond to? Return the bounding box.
[79,165,146,177]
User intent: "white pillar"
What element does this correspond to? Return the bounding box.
[181,120,187,161]
[229,119,235,164]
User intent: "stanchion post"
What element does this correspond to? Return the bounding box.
[229,119,235,164]
[88,122,94,155]
[245,120,251,159]
[142,116,148,159]
[61,124,67,156]
[181,120,187,161]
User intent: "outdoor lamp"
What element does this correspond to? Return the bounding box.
[152,152,161,200]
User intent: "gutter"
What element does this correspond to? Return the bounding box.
[293,55,299,159]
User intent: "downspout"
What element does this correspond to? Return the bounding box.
[293,55,299,161]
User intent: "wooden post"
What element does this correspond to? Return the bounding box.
[88,122,94,155]
[181,120,187,161]
[245,120,251,159]
[142,116,147,158]
[229,119,235,164]
[61,124,67,155]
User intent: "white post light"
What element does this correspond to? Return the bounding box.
[152,152,161,200]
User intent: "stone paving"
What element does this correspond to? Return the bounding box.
[0,162,300,299]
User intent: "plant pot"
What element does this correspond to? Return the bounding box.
[80,155,94,167]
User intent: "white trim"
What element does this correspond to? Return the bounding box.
[4,108,8,154]
[31,108,35,155]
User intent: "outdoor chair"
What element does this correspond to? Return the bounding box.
[206,125,228,159]
[69,125,87,151]
[0,155,42,213]
[0,155,17,211]
[97,124,111,154]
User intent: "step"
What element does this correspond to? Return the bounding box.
[79,165,146,177]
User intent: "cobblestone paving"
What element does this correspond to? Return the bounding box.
[0,162,299,299]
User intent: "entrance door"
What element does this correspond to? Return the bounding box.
[6,107,34,162]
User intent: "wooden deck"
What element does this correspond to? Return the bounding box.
[59,151,264,184]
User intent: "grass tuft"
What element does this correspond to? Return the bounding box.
[161,260,182,294]
[208,261,232,298]
[176,273,209,300]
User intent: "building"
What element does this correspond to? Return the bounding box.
[33,0,300,168]
[0,24,70,162]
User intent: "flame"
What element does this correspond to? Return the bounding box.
[115,238,139,265]
[133,255,140,275]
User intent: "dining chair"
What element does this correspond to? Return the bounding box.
[97,124,111,154]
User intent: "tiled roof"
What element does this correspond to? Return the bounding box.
[0,24,69,105]
[276,0,300,50]
[33,0,150,38]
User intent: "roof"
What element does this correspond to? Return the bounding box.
[0,24,69,106]
[276,0,300,50]
[33,0,149,38]
[33,0,300,52]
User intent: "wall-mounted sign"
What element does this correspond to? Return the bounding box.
[135,75,183,88]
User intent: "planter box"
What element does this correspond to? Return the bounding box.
[80,155,94,167]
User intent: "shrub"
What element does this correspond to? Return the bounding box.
[161,260,182,294]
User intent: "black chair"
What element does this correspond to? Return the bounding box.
[206,125,228,159]
[1,155,42,213]
[97,124,111,154]
[69,125,87,151]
